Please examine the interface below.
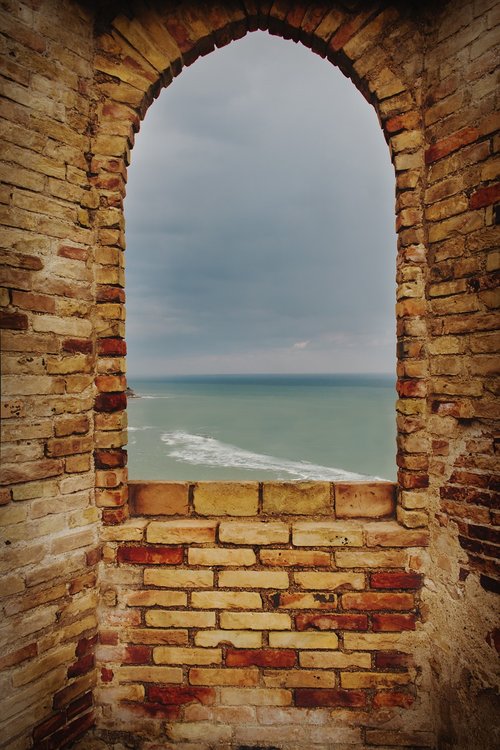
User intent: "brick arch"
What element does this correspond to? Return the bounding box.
[90,2,428,525]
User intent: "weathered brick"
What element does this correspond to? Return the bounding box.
[219,570,289,589]
[195,630,262,649]
[272,592,337,610]
[188,547,256,566]
[294,571,365,591]
[129,482,189,516]
[292,522,363,547]
[259,549,331,567]
[225,649,296,668]
[117,545,183,565]
[144,568,213,589]
[220,612,291,630]
[219,521,289,545]
[189,667,259,687]
[193,481,259,515]
[146,610,216,628]
[269,632,339,649]
[191,591,262,610]
[295,688,366,708]
[299,651,371,669]
[147,519,217,544]
[296,613,368,631]
[262,482,331,514]
[153,647,221,665]
[342,592,414,611]
[341,671,411,689]
[335,482,396,518]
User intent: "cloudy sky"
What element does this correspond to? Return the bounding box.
[124,31,396,377]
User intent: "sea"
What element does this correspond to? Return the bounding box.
[126,374,397,483]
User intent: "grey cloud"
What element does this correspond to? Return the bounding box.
[124,31,396,376]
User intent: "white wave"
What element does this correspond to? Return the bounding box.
[128,425,154,432]
[139,395,173,399]
[160,431,382,481]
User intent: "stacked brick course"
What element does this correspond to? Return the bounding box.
[94,481,430,747]
[0,1,498,749]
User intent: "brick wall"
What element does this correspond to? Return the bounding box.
[95,481,432,748]
[0,1,498,749]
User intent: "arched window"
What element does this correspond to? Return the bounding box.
[124,32,396,482]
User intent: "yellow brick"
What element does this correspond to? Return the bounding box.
[125,590,187,607]
[153,647,221,665]
[146,519,217,544]
[219,521,289,545]
[11,644,74,687]
[191,591,262,610]
[126,628,188,646]
[262,482,331,515]
[263,670,336,688]
[294,572,365,591]
[146,610,215,628]
[259,550,331,567]
[189,668,259,686]
[341,671,412,689]
[99,684,145,703]
[188,548,256,567]
[219,570,289,589]
[195,630,262,648]
[300,651,371,669]
[343,633,413,651]
[220,612,291,630]
[144,569,213,588]
[193,482,259,516]
[335,482,395,519]
[220,688,292,706]
[273,592,337,609]
[100,520,147,542]
[168,722,232,743]
[115,666,183,683]
[335,548,408,568]
[269,632,339,649]
[364,522,429,547]
[292,522,363,547]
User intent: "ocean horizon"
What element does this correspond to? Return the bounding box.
[126,373,397,483]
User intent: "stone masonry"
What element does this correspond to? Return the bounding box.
[0,1,498,749]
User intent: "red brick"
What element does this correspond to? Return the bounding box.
[58,245,88,261]
[32,712,65,742]
[373,690,414,708]
[342,592,414,611]
[94,392,127,412]
[86,546,102,566]
[295,688,366,708]
[94,449,127,469]
[295,613,368,631]
[225,649,296,668]
[129,703,180,720]
[123,645,151,664]
[146,685,215,706]
[45,711,94,749]
[67,653,94,678]
[385,111,420,133]
[99,630,118,646]
[486,628,500,654]
[76,636,98,658]
[469,183,500,209]
[97,286,125,303]
[0,311,28,329]
[372,613,416,632]
[116,545,183,565]
[102,507,129,525]
[398,471,429,489]
[66,691,93,720]
[97,338,127,356]
[62,338,93,354]
[425,126,479,163]
[375,651,413,669]
[101,667,113,682]
[370,572,423,589]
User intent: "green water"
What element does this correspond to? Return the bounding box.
[126,374,397,482]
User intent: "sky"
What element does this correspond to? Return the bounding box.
[124,31,397,377]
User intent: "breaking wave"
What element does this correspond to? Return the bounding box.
[160,431,382,481]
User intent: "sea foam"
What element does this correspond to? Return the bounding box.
[160,431,381,481]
